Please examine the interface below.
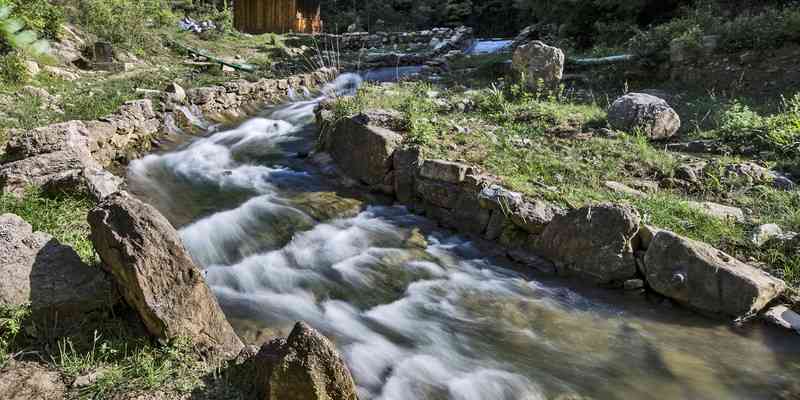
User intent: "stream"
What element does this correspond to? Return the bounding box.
[127,74,800,400]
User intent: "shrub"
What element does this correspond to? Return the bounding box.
[0,50,28,84]
[630,4,800,58]
[7,0,63,40]
[717,94,800,158]
[0,3,51,57]
[77,0,174,52]
[0,304,30,368]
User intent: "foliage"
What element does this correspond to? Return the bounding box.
[0,304,30,368]
[716,94,800,159]
[56,333,205,399]
[0,189,96,263]
[0,2,50,56]
[630,3,800,58]
[77,0,174,52]
[6,0,63,40]
[0,50,28,84]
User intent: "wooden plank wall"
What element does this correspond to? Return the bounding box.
[234,0,320,34]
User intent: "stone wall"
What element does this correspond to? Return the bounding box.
[316,108,790,320]
[0,69,336,200]
[316,26,474,54]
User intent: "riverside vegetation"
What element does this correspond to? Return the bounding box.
[0,0,799,399]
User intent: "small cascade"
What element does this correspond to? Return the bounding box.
[127,72,800,400]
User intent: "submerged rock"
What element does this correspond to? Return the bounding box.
[255,322,358,400]
[536,203,641,284]
[644,231,785,317]
[608,93,681,140]
[88,192,243,359]
[0,213,115,323]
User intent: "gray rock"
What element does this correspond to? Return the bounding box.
[164,82,186,104]
[0,213,115,322]
[762,305,800,333]
[604,181,647,198]
[88,192,243,359]
[507,249,557,274]
[674,161,707,183]
[638,225,665,250]
[644,231,785,316]
[451,188,492,235]
[608,93,681,140]
[687,201,745,223]
[255,322,358,400]
[750,224,784,247]
[83,168,123,200]
[328,114,403,186]
[0,361,66,400]
[484,210,510,241]
[477,184,523,211]
[721,162,773,184]
[419,159,468,183]
[536,203,641,283]
[393,148,421,204]
[512,41,565,87]
[624,279,645,290]
[509,199,564,234]
[415,178,461,209]
[773,175,796,191]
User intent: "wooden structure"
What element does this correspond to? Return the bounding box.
[234,0,322,34]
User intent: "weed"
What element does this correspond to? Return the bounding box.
[76,0,174,53]
[0,304,30,368]
[716,93,800,159]
[0,189,96,263]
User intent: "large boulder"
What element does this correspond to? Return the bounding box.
[0,361,66,400]
[644,231,786,317]
[327,111,404,187]
[0,121,123,200]
[607,93,681,140]
[535,203,641,283]
[255,322,358,400]
[87,192,243,359]
[512,41,565,87]
[0,213,116,322]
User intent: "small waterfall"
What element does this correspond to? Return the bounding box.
[127,72,800,400]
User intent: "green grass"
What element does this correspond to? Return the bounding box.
[0,189,95,263]
[0,304,30,368]
[331,81,800,289]
[56,331,207,399]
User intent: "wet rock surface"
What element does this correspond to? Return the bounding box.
[536,203,641,284]
[325,113,403,187]
[254,322,358,400]
[645,231,785,316]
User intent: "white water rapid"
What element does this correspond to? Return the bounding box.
[127,74,800,400]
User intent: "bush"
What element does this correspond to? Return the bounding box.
[78,0,174,52]
[630,4,800,57]
[717,94,800,158]
[0,50,28,84]
[7,0,63,40]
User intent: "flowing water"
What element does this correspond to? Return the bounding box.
[466,39,513,55]
[128,75,800,400]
